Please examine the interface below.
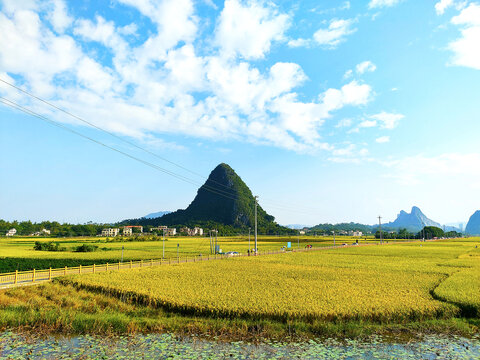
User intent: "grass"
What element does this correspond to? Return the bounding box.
[0,238,478,340]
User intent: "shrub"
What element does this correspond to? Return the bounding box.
[75,244,98,252]
[33,241,66,252]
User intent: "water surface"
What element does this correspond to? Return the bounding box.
[0,331,478,359]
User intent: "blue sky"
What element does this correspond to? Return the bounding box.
[1,0,480,226]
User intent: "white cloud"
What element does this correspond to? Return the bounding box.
[448,3,480,70]
[359,119,377,128]
[356,60,377,74]
[47,0,73,33]
[215,0,289,59]
[375,135,390,143]
[368,0,402,9]
[313,19,357,48]
[336,118,352,128]
[287,38,310,48]
[321,80,372,112]
[0,1,381,154]
[343,69,353,79]
[435,0,454,15]
[370,111,404,129]
[382,153,480,186]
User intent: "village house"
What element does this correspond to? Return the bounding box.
[166,228,177,236]
[180,227,204,236]
[5,228,16,236]
[151,226,168,233]
[31,228,51,236]
[102,228,119,237]
[123,225,143,236]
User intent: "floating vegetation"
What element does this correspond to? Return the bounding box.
[0,331,479,359]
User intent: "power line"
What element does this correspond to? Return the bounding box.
[1,96,317,217]
[0,97,244,203]
[0,77,324,214]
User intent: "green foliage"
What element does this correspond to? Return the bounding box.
[0,219,105,237]
[75,244,98,252]
[33,241,66,252]
[309,222,373,234]
[0,258,119,272]
[419,226,445,239]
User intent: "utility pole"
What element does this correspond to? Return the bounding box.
[248,227,251,252]
[254,195,258,254]
[422,221,425,242]
[177,243,179,260]
[162,229,165,259]
[378,216,383,244]
[121,246,124,262]
[333,230,335,247]
[215,229,218,254]
[209,230,212,254]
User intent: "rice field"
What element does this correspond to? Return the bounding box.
[66,238,480,323]
[0,235,373,273]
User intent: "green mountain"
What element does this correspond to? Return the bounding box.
[123,163,294,234]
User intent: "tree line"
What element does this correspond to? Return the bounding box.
[374,226,462,240]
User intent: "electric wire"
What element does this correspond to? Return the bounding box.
[0,97,246,203]
[0,77,321,214]
[0,96,316,216]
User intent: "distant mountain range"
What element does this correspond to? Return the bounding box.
[143,211,171,219]
[380,206,442,232]
[466,211,480,235]
[309,207,465,234]
[285,224,311,230]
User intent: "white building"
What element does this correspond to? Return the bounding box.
[6,228,16,236]
[151,226,168,233]
[180,227,204,236]
[353,231,363,237]
[102,228,119,237]
[123,226,143,236]
[31,229,51,236]
[166,228,176,236]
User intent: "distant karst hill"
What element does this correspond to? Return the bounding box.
[123,163,293,234]
[381,206,441,232]
[143,211,171,219]
[465,210,480,235]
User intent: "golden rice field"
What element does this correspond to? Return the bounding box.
[0,235,372,273]
[66,238,480,323]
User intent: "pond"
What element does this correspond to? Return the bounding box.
[0,331,479,359]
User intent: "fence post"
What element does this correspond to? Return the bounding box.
[32,268,35,283]
[79,265,82,274]
[93,263,95,274]
[107,263,109,271]
[130,260,132,269]
[150,259,153,267]
[140,260,143,268]
[49,267,52,280]
[14,270,17,284]
[64,266,67,276]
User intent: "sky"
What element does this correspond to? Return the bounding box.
[1,0,480,227]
